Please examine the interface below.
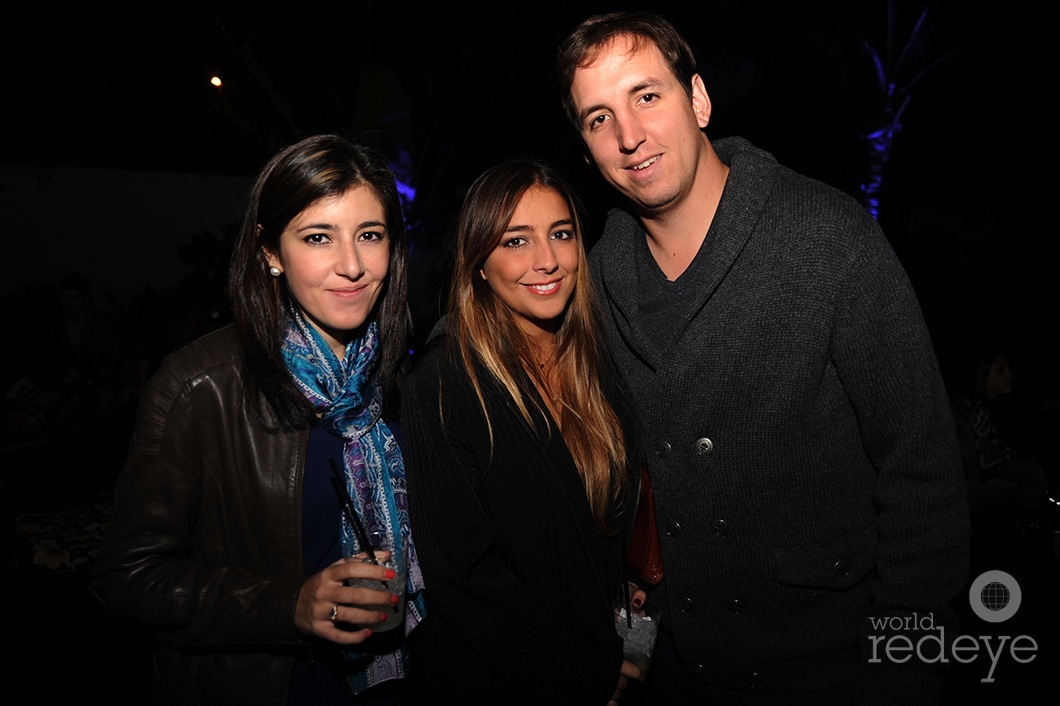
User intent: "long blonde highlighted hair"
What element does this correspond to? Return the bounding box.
[447,158,629,534]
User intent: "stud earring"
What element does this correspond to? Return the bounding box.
[269,266,282,277]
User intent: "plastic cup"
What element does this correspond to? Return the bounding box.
[346,530,407,632]
[614,598,660,676]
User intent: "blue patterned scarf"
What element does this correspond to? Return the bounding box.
[281,307,425,692]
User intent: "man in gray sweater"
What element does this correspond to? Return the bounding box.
[556,11,970,705]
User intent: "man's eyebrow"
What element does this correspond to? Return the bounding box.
[578,78,667,123]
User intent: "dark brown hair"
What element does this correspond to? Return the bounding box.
[555,11,699,130]
[227,134,410,429]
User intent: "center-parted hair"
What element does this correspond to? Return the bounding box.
[227,133,411,430]
[447,158,629,533]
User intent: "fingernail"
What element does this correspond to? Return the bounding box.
[391,594,399,605]
[385,569,396,579]
[379,612,389,621]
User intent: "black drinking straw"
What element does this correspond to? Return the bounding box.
[623,575,633,629]
[330,459,378,565]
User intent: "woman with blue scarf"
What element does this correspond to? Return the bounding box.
[90,134,425,705]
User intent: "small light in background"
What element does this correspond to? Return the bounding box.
[210,76,223,88]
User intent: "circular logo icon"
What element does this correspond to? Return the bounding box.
[968,569,1022,623]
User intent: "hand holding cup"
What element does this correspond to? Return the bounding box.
[345,530,408,632]
[614,598,660,678]
[294,556,396,644]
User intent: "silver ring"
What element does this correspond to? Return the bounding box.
[328,604,339,622]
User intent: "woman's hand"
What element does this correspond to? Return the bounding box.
[628,583,648,613]
[294,552,399,644]
[608,659,643,705]
[608,581,651,703]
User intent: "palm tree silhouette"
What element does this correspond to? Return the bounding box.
[857,2,955,220]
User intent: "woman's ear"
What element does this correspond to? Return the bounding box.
[262,245,281,270]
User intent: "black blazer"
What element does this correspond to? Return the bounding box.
[399,329,642,704]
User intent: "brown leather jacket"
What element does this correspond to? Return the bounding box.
[89,325,312,705]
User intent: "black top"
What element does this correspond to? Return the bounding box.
[399,332,643,704]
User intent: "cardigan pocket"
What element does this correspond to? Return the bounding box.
[773,527,875,590]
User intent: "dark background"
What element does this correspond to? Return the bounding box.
[2,2,1056,700]
[2,1,1052,381]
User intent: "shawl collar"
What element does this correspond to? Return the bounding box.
[593,137,778,370]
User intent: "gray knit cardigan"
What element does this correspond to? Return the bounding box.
[588,136,970,703]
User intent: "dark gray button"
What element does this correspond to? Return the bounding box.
[680,597,694,613]
[665,522,681,537]
[729,599,744,614]
[694,437,714,455]
[710,519,728,536]
[655,441,672,457]
[833,560,851,577]
[692,664,706,677]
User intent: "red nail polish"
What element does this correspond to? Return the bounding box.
[385,569,396,579]
[391,594,399,605]
[379,612,389,621]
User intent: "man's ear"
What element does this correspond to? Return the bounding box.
[691,74,712,129]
